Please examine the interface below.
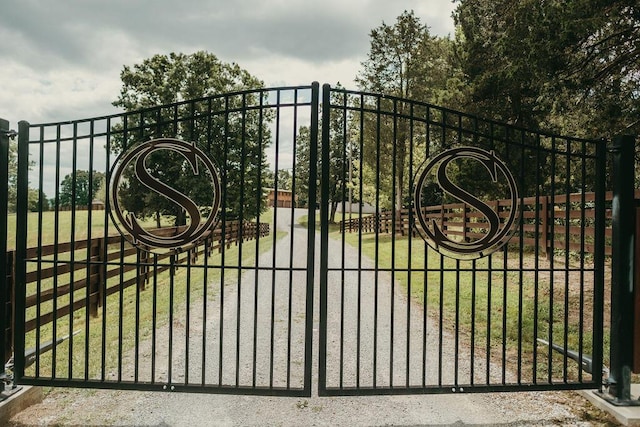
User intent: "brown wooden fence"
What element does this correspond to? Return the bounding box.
[4,220,269,349]
[339,191,640,258]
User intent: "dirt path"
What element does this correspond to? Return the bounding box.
[9,209,612,426]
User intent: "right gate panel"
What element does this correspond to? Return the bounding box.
[319,85,606,395]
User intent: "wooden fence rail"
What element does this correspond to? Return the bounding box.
[5,220,269,344]
[339,191,640,257]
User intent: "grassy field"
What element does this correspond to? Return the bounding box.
[323,219,609,383]
[9,207,608,384]
[7,210,202,251]
[14,208,281,381]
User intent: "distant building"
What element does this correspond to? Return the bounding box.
[91,199,105,210]
[336,202,376,214]
[267,189,298,208]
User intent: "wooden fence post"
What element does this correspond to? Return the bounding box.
[462,203,468,242]
[6,251,14,366]
[541,196,551,260]
[90,238,103,317]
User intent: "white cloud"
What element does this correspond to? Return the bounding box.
[0,1,456,126]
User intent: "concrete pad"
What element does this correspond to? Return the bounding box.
[580,385,640,426]
[0,386,43,425]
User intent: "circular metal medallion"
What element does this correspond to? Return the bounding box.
[413,147,519,260]
[109,138,221,254]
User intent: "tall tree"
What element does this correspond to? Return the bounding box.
[356,11,458,214]
[112,51,269,224]
[7,141,17,213]
[295,93,357,223]
[59,170,104,208]
[454,0,640,137]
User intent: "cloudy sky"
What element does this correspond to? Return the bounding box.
[0,0,456,127]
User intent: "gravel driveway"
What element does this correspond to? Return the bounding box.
[9,208,608,426]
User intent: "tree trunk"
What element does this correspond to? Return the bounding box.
[175,209,186,227]
[330,201,338,224]
[395,129,406,236]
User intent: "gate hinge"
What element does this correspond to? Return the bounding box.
[0,129,18,140]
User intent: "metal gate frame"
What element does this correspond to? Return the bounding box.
[9,84,320,396]
[317,84,607,396]
[1,81,630,399]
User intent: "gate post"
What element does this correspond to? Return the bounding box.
[0,118,15,392]
[603,134,638,405]
[12,121,29,384]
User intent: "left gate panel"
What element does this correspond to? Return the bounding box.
[12,85,318,396]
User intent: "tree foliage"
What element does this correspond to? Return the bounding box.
[294,91,357,222]
[356,11,459,212]
[59,170,105,208]
[112,51,269,224]
[454,0,640,137]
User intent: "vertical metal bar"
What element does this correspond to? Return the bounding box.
[13,120,30,382]
[517,130,525,384]
[548,136,557,383]
[390,99,397,387]
[101,117,112,383]
[185,250,191,385]
[486,253,492,385]
[236,95,247,388]
[202,239,209,387]
[287,90,298,389]
[85,120,95,381]
[269,90,281,388]
[69,122,78,380]
[578,140,587,384]
[406,103,414,388]
[203,98,213,387]
[533,133,541,383]
[135,112,143,385]
[52,124,61,379]
[373,95,381,388]
[500,127,509,386]
[455,259,460,387]
[318,83,330,395]
[437,106,447,385]
[0,119,10,386]
[117,237,125,382]
[422,109,430,388]
[168,252,175,385]
[592,138,606,389]
[502,236,508,384]
[438,253,444,386]
[151,253,158,383]
[470,258,476,385]
[136,249,142,383]
[305,82,319,396]
[252,94,264,389]
[606,135,636,402]
[356,94,365,389]
[339,90,347,389]
[218,97,230,386]
[563,139,571,382]
[35,126,45,377]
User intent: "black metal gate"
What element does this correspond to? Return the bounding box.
[3,82,607,397]
[10,84,319,395]
[318,85,606,395]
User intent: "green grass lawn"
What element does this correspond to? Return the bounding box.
[16,208,280,381]
[329,224,607,383]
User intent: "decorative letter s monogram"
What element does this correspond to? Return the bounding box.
[109,138,221,254]
[414,147,519,260]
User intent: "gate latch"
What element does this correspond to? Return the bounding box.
[0,129,17,140]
